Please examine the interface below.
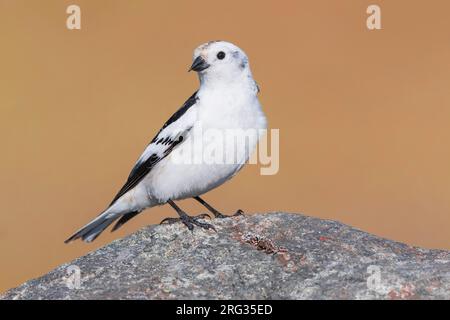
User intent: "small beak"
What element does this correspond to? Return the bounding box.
[189,56,210,72]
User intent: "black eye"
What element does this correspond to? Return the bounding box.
[217,51,226,60]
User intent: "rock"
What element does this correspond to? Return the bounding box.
[1,212,449,300]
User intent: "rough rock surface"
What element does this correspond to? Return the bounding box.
[2,212,450,300]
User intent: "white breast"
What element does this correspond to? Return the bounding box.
[145,87,267,203]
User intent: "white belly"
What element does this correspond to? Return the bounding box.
[107,78,267,216]
[148,160,243,202]
[146,95,267,203]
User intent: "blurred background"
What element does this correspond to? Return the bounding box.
[1,0,450,292]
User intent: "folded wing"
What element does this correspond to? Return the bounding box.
[109,91,198,206]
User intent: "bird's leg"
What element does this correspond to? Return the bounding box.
[160,199,215,231]
[194,196,244,219]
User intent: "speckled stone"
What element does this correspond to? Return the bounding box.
[1,213,449,300]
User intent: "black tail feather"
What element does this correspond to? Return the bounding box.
[65,213,118,243]
[65,209,144,243]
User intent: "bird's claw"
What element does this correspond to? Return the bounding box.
[160,213,216,232]
[215,209,244,219]
[193,213,212,220]
[187,216,216,232]
[234,209,244,216]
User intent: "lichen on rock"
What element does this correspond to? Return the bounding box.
[1,212,449,300]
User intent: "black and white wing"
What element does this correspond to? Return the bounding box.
[64,92,199,243]
[109,91,198,206]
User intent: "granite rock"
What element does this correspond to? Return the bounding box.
[2,212,449,300]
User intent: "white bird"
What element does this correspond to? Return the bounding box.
[65,41,267,243]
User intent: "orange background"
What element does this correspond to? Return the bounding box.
[1,0,450,292]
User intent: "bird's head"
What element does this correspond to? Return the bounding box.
[189,41,252,85]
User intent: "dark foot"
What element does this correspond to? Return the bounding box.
[214,209,244,219]
[160,213,215,231]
